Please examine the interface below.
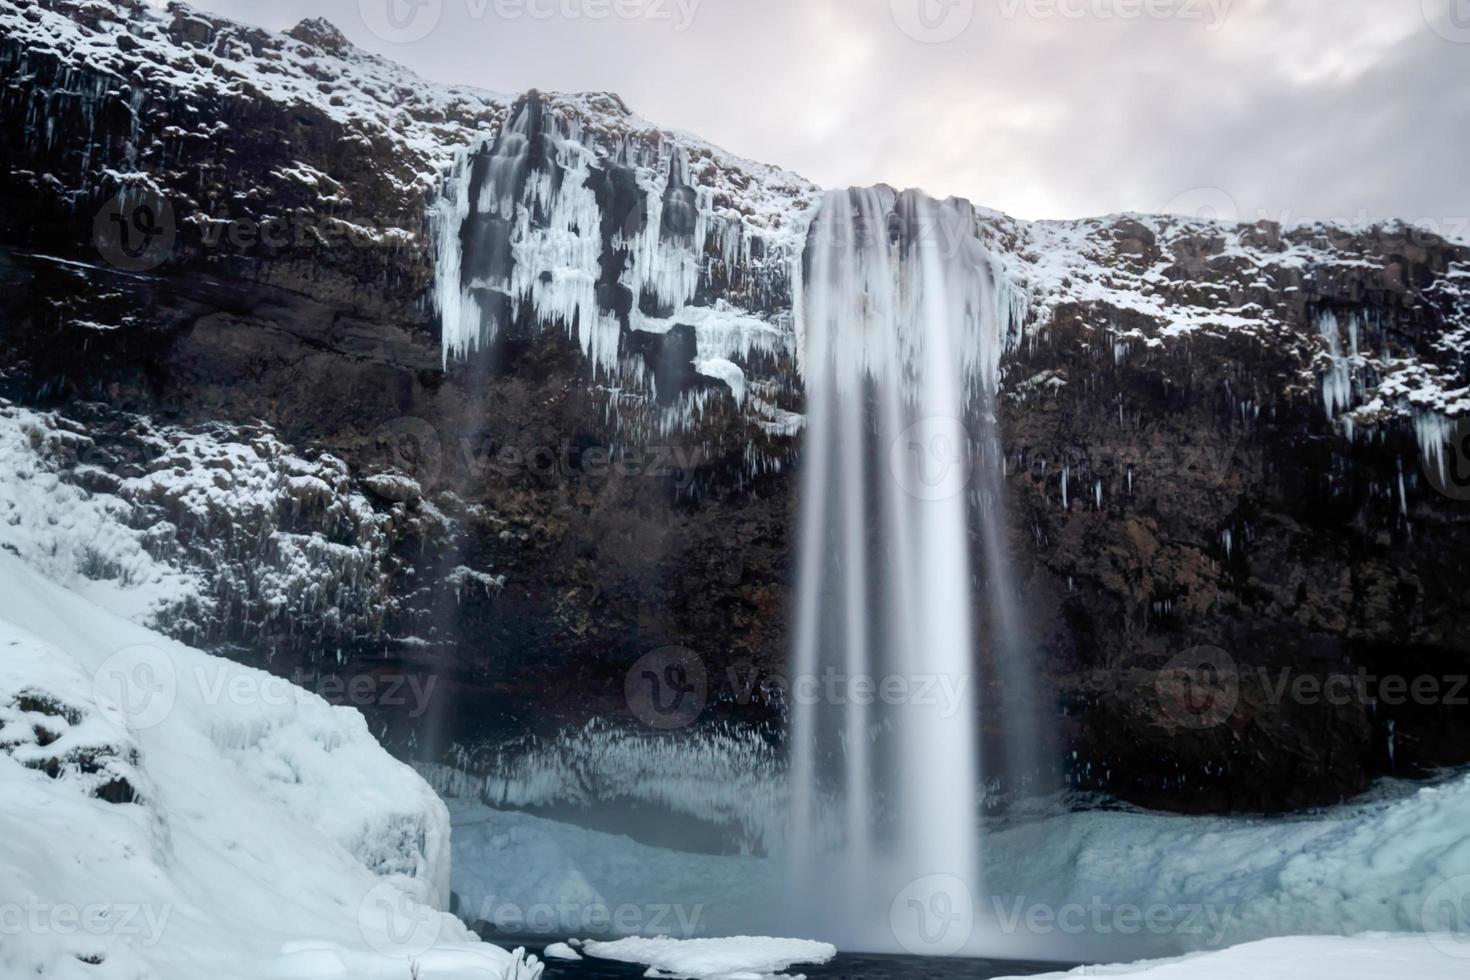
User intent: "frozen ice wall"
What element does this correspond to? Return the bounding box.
[431,94,814,455]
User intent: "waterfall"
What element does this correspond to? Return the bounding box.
[786,187,1035,952]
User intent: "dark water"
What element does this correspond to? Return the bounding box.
[508,940,1077,979]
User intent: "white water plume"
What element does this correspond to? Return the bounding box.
[786,187,1038,952]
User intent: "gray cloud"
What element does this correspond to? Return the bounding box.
[170,0,1470,228]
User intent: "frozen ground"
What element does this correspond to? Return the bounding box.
[576,935,835,980]
[449,767,1470,963]
[0,549,540,980]
[998,934,1468,980]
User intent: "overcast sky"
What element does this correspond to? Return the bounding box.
[175,0,1469,229]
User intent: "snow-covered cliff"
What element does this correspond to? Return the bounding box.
[3,0,1470,818]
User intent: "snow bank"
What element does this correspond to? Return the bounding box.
[422,720,786,853]
[998,934,1468,980]
[578,935,835,980]
[448,800,775,939]
[983,776,1470,958]
[0,550,539,980]
[446,770,1470,960]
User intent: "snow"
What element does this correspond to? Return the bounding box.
[578,935,836,980]
[542,942,581,961]
[420,721,786,855]
[997,935,1468,980]
[982,774,1470,960]
[0,549,540,980]
[447,799,777,939]
[443,769,1470,960]
[0,400,398,649]
[695,358,749,406]
[434,96,814,410]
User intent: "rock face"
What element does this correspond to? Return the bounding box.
[2,0,1469,825]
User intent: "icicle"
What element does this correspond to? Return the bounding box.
[1317,311,1354,420]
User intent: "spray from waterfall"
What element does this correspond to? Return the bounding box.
[786,187,1038,951]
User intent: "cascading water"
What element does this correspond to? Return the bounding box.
[786,187,1037,951]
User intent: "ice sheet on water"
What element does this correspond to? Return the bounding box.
[577,935,835,980]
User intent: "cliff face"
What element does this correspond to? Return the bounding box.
[3,0,1469,822]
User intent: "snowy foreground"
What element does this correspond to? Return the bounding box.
[448,770,1470,974]
[575,936,836,979]
[0,550,540,980]
[1001,935,1469,980]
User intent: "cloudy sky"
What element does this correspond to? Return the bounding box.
[176,0,1468,229]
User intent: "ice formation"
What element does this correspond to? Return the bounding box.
[577,935,835,980]
[432,93,815,443]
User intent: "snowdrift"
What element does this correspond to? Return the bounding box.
[0,550,539,980]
